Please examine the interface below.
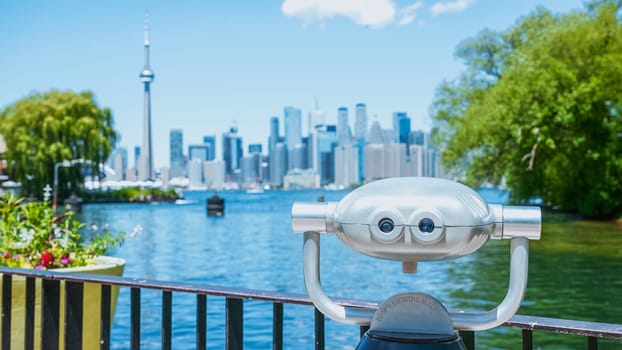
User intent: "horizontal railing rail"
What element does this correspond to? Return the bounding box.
[0,265,620,350]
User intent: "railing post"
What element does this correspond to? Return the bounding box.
[25,277,36,350]
[64,281,84,350]
[100,285,111,350]
[2,275,12,350]
[196,294,206,350]
[459,330,475,350]
[226,298,243,350]
[130,288,141,350]
[273,303,283,350]
[314,307,325,350]
[588,336,598,350]
[522,329,533,350]
[162,291,172,350]
[41,279,60,350]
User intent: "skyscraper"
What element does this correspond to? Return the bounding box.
[222,126,243,179]
[270,142,287,186]
[269,116,280,155]
[337,107,350,145]
[284,106,302,169]
[189,145,211,161]
[334,144,359,188]
[169,129,184,178]
[308,106,325,172]
[392,112,411,144]
[354,103,367,142]
[139,16,155,180]
[367,119,384,144]
[202,135,216,161]
[317,125,337,185]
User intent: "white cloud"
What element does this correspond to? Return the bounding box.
[281,0,396,27]
[430,0,475,16]
[397,1,423,26]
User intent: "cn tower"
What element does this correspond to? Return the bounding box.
[139,15,155,180]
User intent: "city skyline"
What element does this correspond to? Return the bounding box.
[0,1,584,168]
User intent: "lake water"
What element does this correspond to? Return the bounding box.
[79,189,622,349]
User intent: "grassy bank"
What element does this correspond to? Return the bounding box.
[84,188,181,203]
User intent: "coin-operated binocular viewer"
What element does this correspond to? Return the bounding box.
[291,178,541,349]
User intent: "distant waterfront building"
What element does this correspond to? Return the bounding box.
[126,167,137,181]
[238,145,263,185]
[169,129,184,178]
[137,155,149,181]
[222,126,243,179]
[202,135,216,161]
[408,144,425,177]
[316,125,337,185]
[320,151,334,185]
[367,119,384,144]
[283,169,320,189]
[334,144,359,188]
[393,112,411,144]
[284,106,302,170]
[160,166,170,186]
[364,143,405,181]
[268,116,280,155]
[108,147,128,180]
[307,108,325,172]
[248,143,262,154]
[241,156,258,185]
[110,152,124,181]
[204,160,225,189]
[134,146,141,170]
[187,159,203,187]
[189,144,211,161]
[292,143,307,170]
[337,107,350,145]
[139,16,155,180]
[409,130,425,146]
[269,142,287,186]
[354,103,367,142]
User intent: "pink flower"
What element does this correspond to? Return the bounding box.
[35,265,44,270]
[60,254,71,265]
[2,252,9,259]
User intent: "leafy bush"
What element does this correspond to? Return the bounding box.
[0,194,124,269]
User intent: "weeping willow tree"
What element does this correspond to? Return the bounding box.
[0,90,118,199]
[432,1,622,219]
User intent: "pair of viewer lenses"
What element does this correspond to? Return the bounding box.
[377,218,435,234]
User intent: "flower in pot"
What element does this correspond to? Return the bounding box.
[0,194,124,269]
[0,194,126,349]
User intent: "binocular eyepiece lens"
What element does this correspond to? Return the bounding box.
[418,218,435,233]
[378,218,395,233]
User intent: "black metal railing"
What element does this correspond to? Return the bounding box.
[0,266,621,350]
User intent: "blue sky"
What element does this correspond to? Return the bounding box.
[0,0,584,168]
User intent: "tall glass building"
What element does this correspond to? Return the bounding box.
[169,129,184,178]
[392,112,411,144]
[222,127,243,179]
[284,106,302,170]
[337,107,350,145]
[202,135,216,161]
[354,103,367,142]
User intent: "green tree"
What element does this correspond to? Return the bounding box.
[432,1,622,218]
[0,90,117,199]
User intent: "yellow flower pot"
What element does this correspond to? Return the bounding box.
[0,256,125,350]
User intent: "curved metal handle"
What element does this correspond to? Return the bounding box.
[303,232,530,329]
[303,231,375,325]
[450,237,529,330]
